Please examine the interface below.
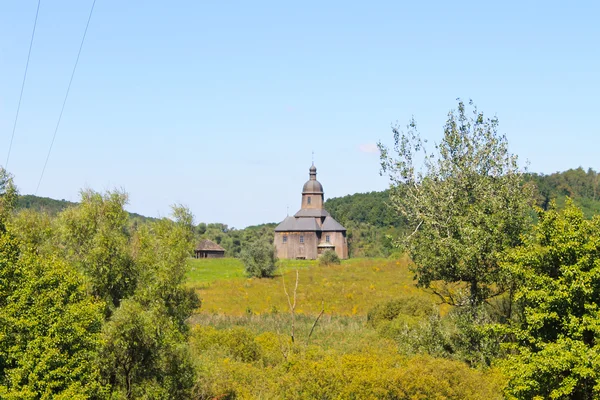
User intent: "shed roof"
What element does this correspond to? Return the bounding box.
[195,239,225,252]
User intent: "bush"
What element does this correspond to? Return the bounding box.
[367,296,436,328]
[319,250,340,266]
[369,301,503,368]
[240,241,277,278]
[190,323,506,400]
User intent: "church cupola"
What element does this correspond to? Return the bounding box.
[301,164,324,209]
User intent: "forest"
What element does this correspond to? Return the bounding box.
[4,101,600,399]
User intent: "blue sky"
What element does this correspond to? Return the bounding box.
[1,1,599,227]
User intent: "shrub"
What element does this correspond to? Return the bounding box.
[367,296,436,328]
[191,325,505,400]
[319,250,340,266]
[240,241,277,278]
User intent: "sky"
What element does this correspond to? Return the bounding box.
[1,1,599,228]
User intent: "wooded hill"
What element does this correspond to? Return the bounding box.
[17,194,157,224]
[326,167,600,257]
[17,167,600,257]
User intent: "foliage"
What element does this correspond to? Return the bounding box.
[2,185,200,399]
[58,189,136,312]
[367,296,436,328]
[99,300,195,399]
[372,304,502,368]
[324,190,405,257]
[379,99,534,306]
[0,168,17,233]
[528,167,600,217]
[240,241,278,278]
[500,201,600,399]
[189,323,505,399]
[195,222,276,258]
[0,233,105,399]
[318,249,340,266]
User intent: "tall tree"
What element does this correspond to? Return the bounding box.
[58,189,137,313]
[0,168,17,233]
[379,99,533,306]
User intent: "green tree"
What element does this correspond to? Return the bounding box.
[0,168,17,233]
[100,300,194,399]
[58,189,136,312]
[379,99,534,307]
[131,205,200,332]
[241,241,278,278]
[501,201,600,399]
[0,236,105,399]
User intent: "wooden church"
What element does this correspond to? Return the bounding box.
[274,165,348,259]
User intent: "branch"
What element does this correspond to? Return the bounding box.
[405,220,423,240]
[307,302,325,346]
[281,267,299,343]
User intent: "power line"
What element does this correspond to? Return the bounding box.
[5,0,42,170]
[36,0,97,195]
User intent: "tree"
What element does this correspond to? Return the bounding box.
[100,300,194,399]
[58,189,137,313]
[379,99,533,307]
[0,168,17,233]
[501,201,600,399]
[241,241,277,278]
[0,235,105,399]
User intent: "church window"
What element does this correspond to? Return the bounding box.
[283,236,288,244]
[326,235,330,243]
[307,197,311,205]
[300,235,304,243]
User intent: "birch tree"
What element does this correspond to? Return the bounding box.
[379,99,534,307]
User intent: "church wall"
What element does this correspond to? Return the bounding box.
[322,231,348,259]
[274,231,319,259]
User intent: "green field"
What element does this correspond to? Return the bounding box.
[185,257,502,399]
[187,256,444,316]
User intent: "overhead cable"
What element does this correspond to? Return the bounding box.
[5,0,42,169]
[36,0,97,194]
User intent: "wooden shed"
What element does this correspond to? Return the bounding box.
[194,239,225,258]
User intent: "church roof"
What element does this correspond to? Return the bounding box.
[274,216,320,232]
[302,164,324,194]
[294,208,330,218]
[322,216,346,231]
[274,164,346,234]
[195,239,225,252]
[302,179,323,194]
[274,215,346,233]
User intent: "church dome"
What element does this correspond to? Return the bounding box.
[303,179,323,193]
[302,164,324,194]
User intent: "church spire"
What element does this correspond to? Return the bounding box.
[309,164,317,181]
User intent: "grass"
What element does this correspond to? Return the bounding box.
[189,313,386,353]
[186,257,315,286]
[187,256,444,316]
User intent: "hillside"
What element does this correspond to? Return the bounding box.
[323,167,600,257]
[16,194,157,223]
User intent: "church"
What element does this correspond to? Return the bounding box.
[274,165,348,259]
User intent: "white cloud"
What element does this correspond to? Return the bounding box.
[358,143,379,154]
